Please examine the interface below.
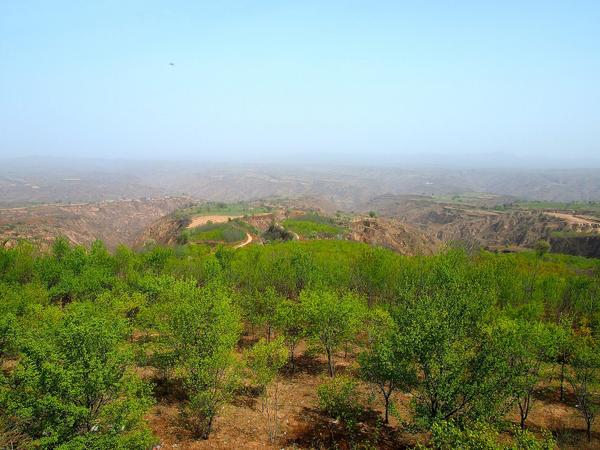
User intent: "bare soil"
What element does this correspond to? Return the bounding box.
[545,212,600,227]
[186,215,242,229]
[143,337,599,449]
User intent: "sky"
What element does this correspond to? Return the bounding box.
[1,1,599,167]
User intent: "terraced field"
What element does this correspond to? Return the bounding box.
[282,213,345,238]
[182,222,247,244]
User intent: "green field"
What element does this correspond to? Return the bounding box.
[282,214,345,238]
[182,222,246,243]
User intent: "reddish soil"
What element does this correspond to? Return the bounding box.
[142,336,599,449]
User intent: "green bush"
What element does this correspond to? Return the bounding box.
[425,420,556,450]
[317,375,362,428]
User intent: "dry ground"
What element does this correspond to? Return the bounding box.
[545,212,600,228]
[142,336,600,450]
[186,215,242,229]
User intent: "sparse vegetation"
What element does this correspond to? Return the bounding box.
[512,200,600,217]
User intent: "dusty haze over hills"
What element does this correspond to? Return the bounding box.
[2,157,600,209]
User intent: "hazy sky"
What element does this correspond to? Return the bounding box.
[1,1,599,165]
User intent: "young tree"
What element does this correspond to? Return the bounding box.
[243,287,281,341]
[300,290,364,377]
[358,309,416,423]
[498,319,555,429]
[165,281,241,439]
[274,298,304,370]
[246,337,288,407]
[549,316,575,402]
[395,277,513,423]
[568,335,600,442]
[317,375,362,430]
[246,337,289,442]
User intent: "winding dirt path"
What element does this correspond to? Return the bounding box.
[234,233,253,249]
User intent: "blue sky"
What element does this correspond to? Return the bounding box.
[1,1,599,165]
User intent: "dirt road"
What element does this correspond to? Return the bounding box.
[234,233,253,249]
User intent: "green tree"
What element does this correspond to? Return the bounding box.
[549,316,575,402]
[317,375,362,430]
[0,302,154,449]
[274,298,304,370]
[394,258,512,423]
[497,319,555,429]
[245,337,288,442]
[165,281,241,439]
[242,287,281,341]
[246,337,288,406]
[534,240,550,258]
[358,309,416,423]
[568,334,600,442]
[300,290,363,377]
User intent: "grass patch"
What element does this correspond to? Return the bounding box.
[181,222,246,244]
[282,214,344,238]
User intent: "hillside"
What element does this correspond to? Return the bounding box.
[0,197,192,250]
[364,194,600,255]
[5,195,599,258]
[4,159,600,208]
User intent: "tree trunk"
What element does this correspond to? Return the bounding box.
[384,395,390,424]
[587,419,592,442]
[560,360,566,402]
[519,397,529,430]
[201,415,214,440]
[326,348,334,377]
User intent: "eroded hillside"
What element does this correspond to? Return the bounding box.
[0,197,193,250]
[364,194,600,255]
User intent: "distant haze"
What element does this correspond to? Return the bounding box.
[1,2,599,168]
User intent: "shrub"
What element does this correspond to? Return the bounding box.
[317,375,362,428]
[424,420,556,450]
